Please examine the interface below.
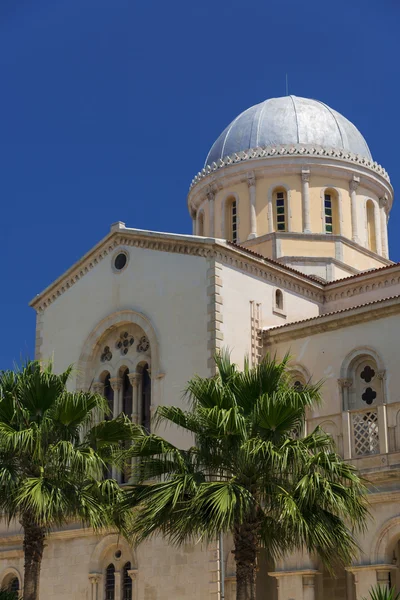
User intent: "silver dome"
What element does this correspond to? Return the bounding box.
[206,96,372,165]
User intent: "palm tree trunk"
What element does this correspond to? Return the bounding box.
[21,515,46,600]
[233,522,258,600]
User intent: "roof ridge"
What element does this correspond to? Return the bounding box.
[264,293,400,333]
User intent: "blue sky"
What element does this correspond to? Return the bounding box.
[0,0,399,368]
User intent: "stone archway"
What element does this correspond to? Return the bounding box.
[76,309,162,389]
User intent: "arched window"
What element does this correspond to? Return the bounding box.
[225,196,238,243]
[2,575,20,594]
[123,562,133,600]
[104,373,114,420]
[343,354,384,457]
[122,369,133,416]
[366,199,377,252]
[105,564,115,600]
[272,188,287,232]
[141,364,151,432]
[324,190,339,234]
[275,289,283,310]
[9,577,19,593]
[197,211,204,237]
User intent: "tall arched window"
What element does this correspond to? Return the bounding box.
[225,196,238,243]
[366,199,377,252]
[122,369,133,416]
[343,354,384,457]
[105,564,115,600]
[121,369,133,484]
[273,188,287,231]
[197,210,204,236]
[141,364,151,432]
[324,190,339,234]
[275,289,283,311]
[9,577,19,593]
[104,373,114,420]
[123,562,133,600]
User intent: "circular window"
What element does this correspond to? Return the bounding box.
[114,253,128,271]
[114,549,122,560]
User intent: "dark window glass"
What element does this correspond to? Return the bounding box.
[326,224,333,233]
[105,564,115,600]
[114,253,127,270]
[142,364,151,432]
[275,191,286,232]
[9,578,19,592]
[277,215,285,223]
[277,192,284,199]
[123,562,133,600]
[277,223,285,231]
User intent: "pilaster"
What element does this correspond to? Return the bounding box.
[347,564,395,599]
[247,171,257,239]
[349,176,360,243]
[208,188,215,238]
[379,195,389,258]
[88,573,101,600]
[301,168,311,233]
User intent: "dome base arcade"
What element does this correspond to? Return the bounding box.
[188,95,393,281]
[188,146,393,281]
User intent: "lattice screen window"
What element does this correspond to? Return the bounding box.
[352,410,379,456]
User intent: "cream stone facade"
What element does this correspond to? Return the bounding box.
[2,95,400,599]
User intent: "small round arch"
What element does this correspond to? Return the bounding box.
[0,568,22,593]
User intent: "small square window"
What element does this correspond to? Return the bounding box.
[277,223,286,231]
[276,199,285,207]
[325,194,331,202]
[326,224,333,233]
[277,215,285,222]
[325,208,332,216]
[277,207,285,215]
[325,216,332,224]
[277,192,284,199]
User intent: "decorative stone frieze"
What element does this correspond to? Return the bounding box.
[189,144,390,190]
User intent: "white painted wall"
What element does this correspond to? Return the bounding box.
[218,262,321,367]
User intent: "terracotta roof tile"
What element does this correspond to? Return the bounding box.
[263,294,400,333]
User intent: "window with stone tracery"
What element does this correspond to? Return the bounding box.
[342,354,385,457]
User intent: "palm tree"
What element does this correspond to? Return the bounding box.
[363,586,400,600]
[0,361,136,600]
[126,352,369,600]
[0,589,21,600]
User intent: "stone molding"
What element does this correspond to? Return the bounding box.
[30,231,325,313]
[189,144,390,190]
[206,259,224,373]
[263,295,400,344]
[324,265,400,303]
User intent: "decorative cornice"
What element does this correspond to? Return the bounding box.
[30,231,325,312]
[263,295,400,344]
[189,144,390,190]
[349,175,361,193]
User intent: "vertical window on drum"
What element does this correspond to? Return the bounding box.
[275,191,286,231]
[231,200,237,243]
[105,564,115,600]
[324,193,333,233]
[9,577,19,593]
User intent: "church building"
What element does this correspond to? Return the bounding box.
[1,95,400,600]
